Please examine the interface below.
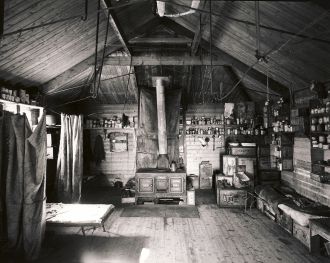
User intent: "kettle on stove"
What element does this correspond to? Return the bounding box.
[170,161,177,172]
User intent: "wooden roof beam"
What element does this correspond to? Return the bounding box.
[103,55,226,66]
[129,37,191,45]
[101,0,139,100]
[101,0,131,54]
[191,0,208,55]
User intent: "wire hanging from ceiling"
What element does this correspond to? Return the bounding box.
[92,0,101,97]
[219,8,330,100]
[123,57,133,111]
[93,3,111,99]
[209,0,213,99]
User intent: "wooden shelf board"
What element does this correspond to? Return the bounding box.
[0,98,43,110]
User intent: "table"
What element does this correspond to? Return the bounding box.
[46,203,115,235]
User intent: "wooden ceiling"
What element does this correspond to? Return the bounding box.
[1,0,330,106]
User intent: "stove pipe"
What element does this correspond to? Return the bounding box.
[153,77,170,169]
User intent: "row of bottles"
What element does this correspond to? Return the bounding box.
[184,115,225,126]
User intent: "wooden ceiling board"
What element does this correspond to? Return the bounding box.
[169,0,330,92]
[232,67,280,100]
[0,0,111,88]
[97,65,137,104]
[189,65,250,103]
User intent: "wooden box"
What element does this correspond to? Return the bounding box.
[293,221,310,249]
[217,182,247,208]
[282,146,293,158]
[258,156,272,170]
[229,147,256,157]
[276,210,293,234]
[256,198,276,221]
[259,145,270,157]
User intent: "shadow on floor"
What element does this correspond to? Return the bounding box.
[35,234,148,263]
[195,189,217,205]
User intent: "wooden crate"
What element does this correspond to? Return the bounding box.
[216,182,247,208]
[276,210,293,234]
[229,147,256,157]
[258,156,272,170]
[256,198,276,221]
[293,221,310,249]
[258,145,270,157]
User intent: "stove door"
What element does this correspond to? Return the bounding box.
[155,176,168,193]
[169,177,183,193]
[138,178,154,193]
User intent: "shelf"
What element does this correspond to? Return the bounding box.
[271,132,294,135]
[181,124,224,128]
[84,127,135,133]
[310,131,330,135]
[311,147,330,151]
[0,98,43,110]
[310,113,329,117]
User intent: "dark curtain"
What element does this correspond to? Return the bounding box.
[136,87,182,168]
[56,114,83,203]
[0,111,47,260]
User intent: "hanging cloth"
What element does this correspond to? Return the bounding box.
[0,111,5,239]
[5,114,26,253]
[23,112,47,260]
[56,114,83,203]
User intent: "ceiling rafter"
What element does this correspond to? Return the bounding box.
[191,0,208,55]
[101,0,139,101]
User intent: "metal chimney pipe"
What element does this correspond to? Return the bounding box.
[152,76,170,169]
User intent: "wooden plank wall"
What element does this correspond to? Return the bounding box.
[283,136,330,207]
[85,104,138,185]
[185,104,225,176]
[282,171,330,207]
[293,137,311,172]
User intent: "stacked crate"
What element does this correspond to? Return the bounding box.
[258,145,281,186]
[217,147,256,207]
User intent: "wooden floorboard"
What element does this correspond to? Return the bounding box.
[25,202,328,263]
